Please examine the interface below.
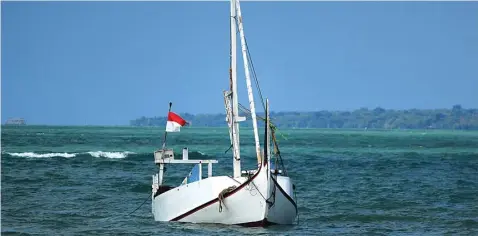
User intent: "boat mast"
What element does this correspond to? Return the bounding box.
[235,0,262,167]
[162,102,173,150]
[230,0,243,178]
[266,99,271,167]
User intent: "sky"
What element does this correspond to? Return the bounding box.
[2,1,477,125]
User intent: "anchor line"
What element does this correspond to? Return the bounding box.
[127,192,153,216]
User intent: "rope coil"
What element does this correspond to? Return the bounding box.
[218,186,237,212]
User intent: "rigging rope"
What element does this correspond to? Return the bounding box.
[237,102,289,176]
[232,13,293,213]
[234,19,266,112]
[238,103,288,141]
[244,37,266,112]
[234,14,291,175]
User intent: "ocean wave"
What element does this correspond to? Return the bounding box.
[3,150,211,160]
[86,151,134,159]
[7,152,77,158]
[4,151,134,159]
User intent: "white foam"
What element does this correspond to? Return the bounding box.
[86,151,134,159]
[6,151,135,159]
[7,152,77,158]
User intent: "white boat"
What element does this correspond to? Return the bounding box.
[151,0,297,227]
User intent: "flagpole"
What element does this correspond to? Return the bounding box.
[162,102,173,150]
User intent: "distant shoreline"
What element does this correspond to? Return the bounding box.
[5,105,477,130]
[129,105,478,130]
[3,125,478,133]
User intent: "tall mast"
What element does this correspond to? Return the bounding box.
[235,0,262,166]
[266,99,271,167]
[230,0,243,178]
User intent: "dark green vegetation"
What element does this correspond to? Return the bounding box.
[130,105,478,130]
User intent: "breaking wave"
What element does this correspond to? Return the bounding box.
[3,150,211,160]
[4,151,135,159]
[86,151,134,159]
[7,152,77,158]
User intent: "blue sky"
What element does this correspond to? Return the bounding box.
[2,1,477,125]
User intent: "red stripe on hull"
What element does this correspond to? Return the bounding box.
[236,218,276,227]
[170,164,263,222]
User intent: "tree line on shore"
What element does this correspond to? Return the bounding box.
[130,105,478,130]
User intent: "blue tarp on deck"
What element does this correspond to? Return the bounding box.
[181,164,200,185]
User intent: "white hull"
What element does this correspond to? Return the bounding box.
[152,163,297,226]
[267,175,297,225]
[151,0,297,227]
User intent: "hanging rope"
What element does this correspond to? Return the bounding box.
[218,186,237,212]
[224,144,233,154]
[271,128,289,176]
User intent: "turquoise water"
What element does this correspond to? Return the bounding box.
[2,126,478,235]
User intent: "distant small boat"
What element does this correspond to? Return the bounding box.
[150,0,297,227]
[5,118,26,125]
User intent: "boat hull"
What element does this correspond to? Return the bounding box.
[267,175,297,225]
[152,164,297,226]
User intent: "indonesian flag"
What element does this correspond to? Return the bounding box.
[165,112,188,132]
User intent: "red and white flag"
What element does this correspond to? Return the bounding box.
[165,112,188,132]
